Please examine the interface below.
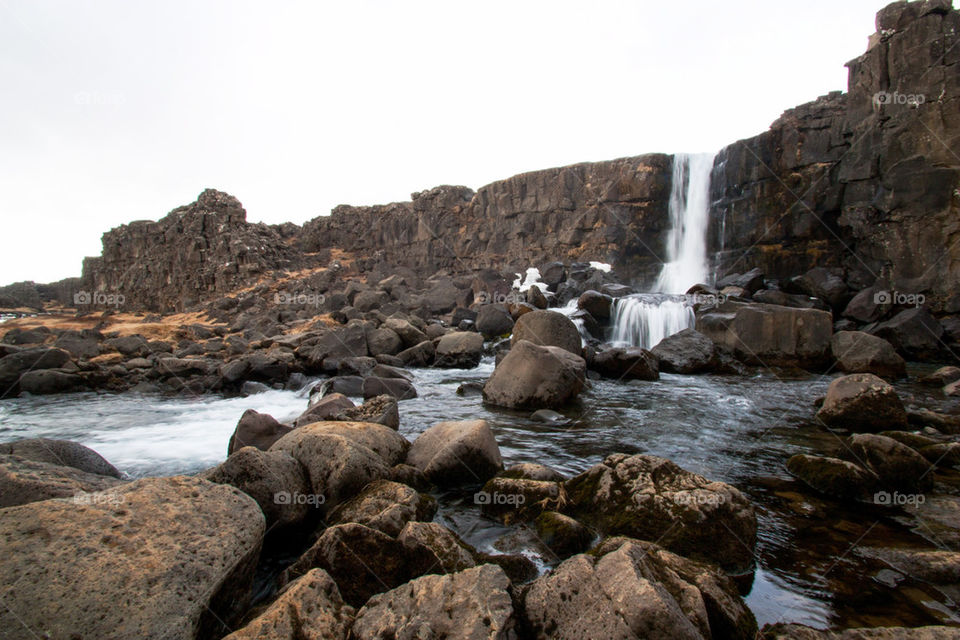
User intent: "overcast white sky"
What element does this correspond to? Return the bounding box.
[1,0,904,284]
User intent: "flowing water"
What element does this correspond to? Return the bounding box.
[2,363,957,629]
[607,294,695,349]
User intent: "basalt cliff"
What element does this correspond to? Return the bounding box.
[3,0,958,314]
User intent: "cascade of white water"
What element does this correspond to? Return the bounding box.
[655,152,717,295]
[608,152,715,349]
[608,294,695,349]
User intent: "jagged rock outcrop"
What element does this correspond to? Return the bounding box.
[81,189,301,311]
[711,0,960,312]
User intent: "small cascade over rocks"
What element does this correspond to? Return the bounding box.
[609,152,716,349]
[608,294,695,349]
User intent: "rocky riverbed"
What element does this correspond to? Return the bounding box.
[2,1,960,636]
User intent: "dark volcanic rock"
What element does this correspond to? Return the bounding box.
[816,373,908,432]
[228,409,293,455]
[511,310,583,356]
[483,340,586,409]
[651,328,716,373]
[589,346,660,380]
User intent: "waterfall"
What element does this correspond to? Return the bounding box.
[607,152,716,350]
[655,152,717,294]
[608,294,695,349]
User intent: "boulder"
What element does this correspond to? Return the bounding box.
[362,375,417,400]
[527,285,549,309]
[763,623,960,639]
[406,419,503,486]
[0,454,125,508]
[785,454,878,500]
[397,340,435,367]
[202,446,311,527]
[564,454,757,573]
[383,318,428,349]
[512,310,583,355]
[787,267,848,310]
[337,394,400,430]
[223,568,355,640]
[103,335,150,357]
[920,366,960,386]
[365,327,403,356]
[500,462,567,482]
[0,347,72,388]
[843,286,893,323]
[434,331,484,368]
[522,537,757,640]
[478,476,562,524]
[589,346,660,380]
[577,290,613,319]
[696,301,833,369]
[397,521,477,573]
[476,304,515,339]
[651,328,717,374]
[845,433,934,494]
[351,565,516,640]
[337,355,378,377]
[286,421,409,466]
[294,392,355,427]
[17,369,81,394]
[871,307,944,360]
[328,479,436,536]
[831,331,907,380]
[483,340,586,409]
[0,438,121,477]
[228,409,293,455]
[720,267,766,295]
[0,476,265,640]
[533,511,594,558]
[283,523,434,608]
[270,427,391,509]
[316,375,366,397]
[815,373,908,431]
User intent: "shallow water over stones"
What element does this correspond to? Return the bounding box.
[2,360,959,629]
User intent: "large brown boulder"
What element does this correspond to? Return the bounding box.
[696,301,832,368]
[483,340,586,409]
[815,373,908,431]
[0,347,72,389]
[270,426,392,509]
[293,392,355,427]
[564,454,757,573]
[351,565,516,640]
[476,304,515,339]
[512,309,583,355]
[0,476,265,640]
[223,568,355,640]
[522,538,756,640]
[785,454,879,500]
[831,331,906,380]
[228,408,292,455]
[328,479,437,536]
[434,331,485,368]
[406,419,503,486]
[0,454,125,508]
[290,420,410,465]
[397,521,477,573]
[202,446,311,527]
